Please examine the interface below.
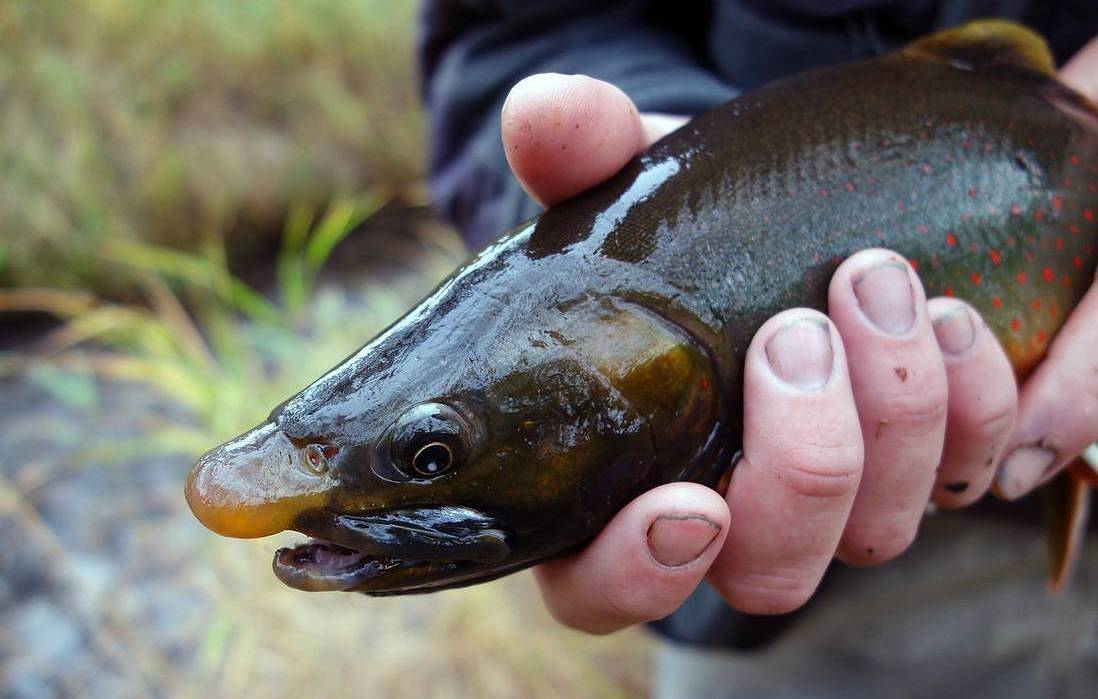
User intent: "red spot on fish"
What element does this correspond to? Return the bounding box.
[968,187,977,198]
[1036,330,1047,345]
[918,225,929,235]
[1016,272,1028,285]
[874,228,885,240]
[1031,298,1042,310]
[845,180,855,192]
[1069,224,1080,235]
[820,188,829,197]
[971,271,981,285]
[1011,203,1022,216]
[866,176,876,186]
[1034,209,1045,222]
[1055,237,1065,251]
[699,376,709,391]
[1052,195,1063,210]
[908,258,919,271]
[921,164,932,175]
[946,231,957,247]
[1085,209,1094,222]
[1071,154,1081,166]
[1011,317,1022,332]
[1042,267,1055,282]
[898,200,905,211]
[1074,255,1084,269]
[991,296,1003,309]
[1048,304,1059,319]
[944,286,955,297]
[988,249,1002,265]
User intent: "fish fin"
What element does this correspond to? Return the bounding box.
[905,19,1056,77]
[1042,466,1091,595]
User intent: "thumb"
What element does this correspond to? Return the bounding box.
[501,73,686,206]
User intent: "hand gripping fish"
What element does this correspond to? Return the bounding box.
[186,21,1098,595]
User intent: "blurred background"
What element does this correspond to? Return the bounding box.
[0,1,649,696]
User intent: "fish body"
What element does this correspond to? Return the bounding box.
[186,21,1098,595]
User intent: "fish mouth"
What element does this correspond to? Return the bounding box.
[273,506,511,594]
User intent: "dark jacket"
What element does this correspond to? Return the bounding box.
[417,0,1098,649]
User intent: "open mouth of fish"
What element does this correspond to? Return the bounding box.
[273,505,511,593]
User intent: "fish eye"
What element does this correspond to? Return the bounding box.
[411,442,453,477]
[303,444,330,475]
[390,402,469,480]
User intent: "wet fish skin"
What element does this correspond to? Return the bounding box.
[186,21,1098,595]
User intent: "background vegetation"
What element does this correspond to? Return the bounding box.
[0,2,651,697]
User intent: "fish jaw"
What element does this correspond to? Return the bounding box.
[272,506,512,594]
[185,421,330,539]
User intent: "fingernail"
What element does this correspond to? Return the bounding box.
[932,306,976,355]
[853,261,916,334]
[647,514,721,567]
[996,445,1057,498]
[765,318,834,390]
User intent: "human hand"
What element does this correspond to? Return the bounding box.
[501,61,1097,632]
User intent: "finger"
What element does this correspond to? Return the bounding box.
[1061,35,1098,100]
[708,310,863,615]
[926,298,1018,507]
[827,250,948,565]
[995,279,1098,499]
[533,482,728,634]
[501,73,647,206]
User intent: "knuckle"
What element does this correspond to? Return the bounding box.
[713,570,817,615]
[779,443,864,500]
[881,385,948,432]
[967,399,1017,441]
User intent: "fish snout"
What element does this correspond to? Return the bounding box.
[185,421,329,539]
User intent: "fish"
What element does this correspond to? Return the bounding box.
[186,20,1098,596]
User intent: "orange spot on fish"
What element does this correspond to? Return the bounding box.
[1042,267,1055,283]
[946,232,957,247]
[944,287,955,297]
[1035,210,1045,222]
[991,296,1003,309]
[1016,272,1028,285]
[1031,298,1042,310]
[988,249,1002,265]
[908,258,919,271]
[1048,304,1059,319]
[699,376,710,391]
[1069,224,1080,235]
[1011,317,1022,332]
[971,272,981,285]
[1036,330,1047,345]
[1052,196,1063,210]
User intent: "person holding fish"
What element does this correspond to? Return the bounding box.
[418,2,1098,696]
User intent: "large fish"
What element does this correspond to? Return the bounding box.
[186,21,1098,595]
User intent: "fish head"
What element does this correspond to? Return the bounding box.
[186,233,721,594]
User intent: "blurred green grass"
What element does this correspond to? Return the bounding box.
[0,0,424,294]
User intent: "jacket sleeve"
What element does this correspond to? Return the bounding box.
[418,0,738,249]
